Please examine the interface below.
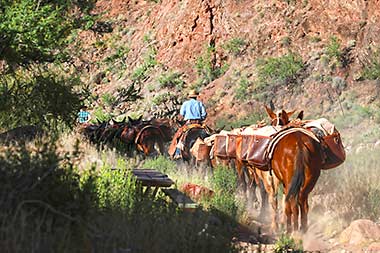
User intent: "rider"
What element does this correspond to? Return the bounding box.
[171,89,207,159]
[179,89,207,124]
[77,105,91,124]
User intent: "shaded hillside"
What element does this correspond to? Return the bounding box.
[72,0,380,148]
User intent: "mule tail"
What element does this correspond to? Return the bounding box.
[286,139,310,201]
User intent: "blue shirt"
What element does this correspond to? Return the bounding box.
[180,98,207,120]
[78,111,90,123]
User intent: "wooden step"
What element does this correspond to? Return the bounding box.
[162,188,199,210]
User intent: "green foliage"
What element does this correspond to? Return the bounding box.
[326,36,343,60]
[256,52,304,87]
[324,36,345,69]
[0,0,93,133]
[254,52,304,102]
[0,70,81,131]
[104,45,130,64]
[362,49,380,80]
[215,111,265,130]
[92,108,113,122]
[210,165,238,218]
[101,92,117,106]
[80,13,98,30]
[131,47,157,84]
[195,45,229,88]
[223,38,247,56]
[0,140,236,252]
[95,164,138,210]
[158,71,184,90]
[142,155,176,174]
[152,92,174,106]
[315,145,380,221]
[274,234,303,253]
[0,0,73,65]
[234,76,251,101]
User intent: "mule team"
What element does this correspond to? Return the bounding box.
[79,105,346,234]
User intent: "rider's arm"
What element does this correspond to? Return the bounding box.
[200,103,207,120]
[180,102,186,119]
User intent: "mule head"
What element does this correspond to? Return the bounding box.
[128,115,143,126]
[264,105,297,126]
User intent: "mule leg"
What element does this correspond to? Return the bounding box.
[299,194,309,232]
[291,198,299,232]
[284,198,292,234]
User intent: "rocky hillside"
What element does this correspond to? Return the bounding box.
[73,0,380,148]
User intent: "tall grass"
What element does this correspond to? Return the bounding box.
[0,136,237,253]
[313,146,380,222]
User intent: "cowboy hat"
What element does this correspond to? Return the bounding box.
[188,89,199,98]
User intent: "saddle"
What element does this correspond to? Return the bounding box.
[168,123,206,158]
[214,126,279,170]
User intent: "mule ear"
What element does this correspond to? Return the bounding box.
[281,109,290,125]
[296,110,304,120]
[122,117,126,123]
[128,116,133,122]
[137,115,143,121]
[286,110,296,118]
[97,118,102,124]
[264,105,276,120]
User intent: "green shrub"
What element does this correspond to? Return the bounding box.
[92,107,113,122]
[274,233,303,253]
[101,92,116,106]
[131,47,157,84]
[158,71,184,90]
[215,112,265,130]
[253,52,304,103]
[210,165,238,218]
[326,36,343,60]
[143,155,176,174]
[223,38,247,56]
[234,76,251,101]
[362,48,380,80]
[95,165,138,210]
[195,45,229,88]
[256,52,304,88]
[104,45,130,64]
[152,92,174,106]
[324,36,345,68]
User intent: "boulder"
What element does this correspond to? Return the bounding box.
[339,219,380,245]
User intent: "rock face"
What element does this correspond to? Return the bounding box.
[339,219,380,245]
[92,0,380,75]
[87,0,380,122]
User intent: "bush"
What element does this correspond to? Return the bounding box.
[314,145,380,221]
[215,112,265,130]
[0,140,237,253]
[362,48,380,80]
[223,38,247,56]
[253,52,304,103]
[158,71,184,90]
[142,155,176,174]
[234,76,251,101]
[94,165,138,210]
[256,52,304,88]
[195,45,229,88]
[274,233,303,253]
[210,165,238,218]
[101,92,117,106]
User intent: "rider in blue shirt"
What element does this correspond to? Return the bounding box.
[172,90,207,159]
[77,106,91,124]
[179,90,207,124]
